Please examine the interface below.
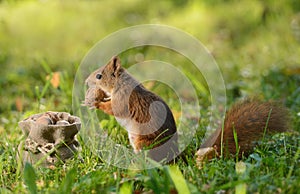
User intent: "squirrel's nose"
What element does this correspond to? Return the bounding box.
[96,74,102,79]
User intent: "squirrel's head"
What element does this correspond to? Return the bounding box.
[93,56,123,95]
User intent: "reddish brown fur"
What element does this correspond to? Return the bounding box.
[94,100,113,115]
[201,99,289,157]
[85,56,178,160]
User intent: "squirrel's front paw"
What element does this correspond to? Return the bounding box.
[82,87,111,108]
[94,101,114,115]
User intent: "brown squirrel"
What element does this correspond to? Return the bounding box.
[84,56,290,161]
[84,56,178,161]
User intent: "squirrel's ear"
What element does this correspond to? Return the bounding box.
[110,56,121,76]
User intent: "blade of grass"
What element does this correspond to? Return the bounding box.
[287,145,300,179]
[40,59,52,74]
[262,108,272,141]
[119,182,132,194]
[232,124,240,161]
[168,165,190,194]
[59,168,77,194]
[23,163,37,194]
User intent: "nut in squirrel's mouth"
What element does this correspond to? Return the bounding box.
[103,91,111,101]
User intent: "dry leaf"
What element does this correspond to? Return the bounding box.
[47,72,60,88]
[15,97,23,112]
[195,147,218,168]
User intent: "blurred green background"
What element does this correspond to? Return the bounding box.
[0,0,300,121]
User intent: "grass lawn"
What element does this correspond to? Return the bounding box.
[0,1,300,193]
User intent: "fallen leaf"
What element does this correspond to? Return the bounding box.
[15,97,23,112]
[47,72,60,88]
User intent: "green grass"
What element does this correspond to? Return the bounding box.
[0,0,300,193]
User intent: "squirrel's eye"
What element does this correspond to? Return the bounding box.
[96,74,102,79]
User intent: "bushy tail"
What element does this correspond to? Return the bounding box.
[201,99,290,157]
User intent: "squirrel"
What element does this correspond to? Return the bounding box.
[84,56,290,161]
[84,56,178,162]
